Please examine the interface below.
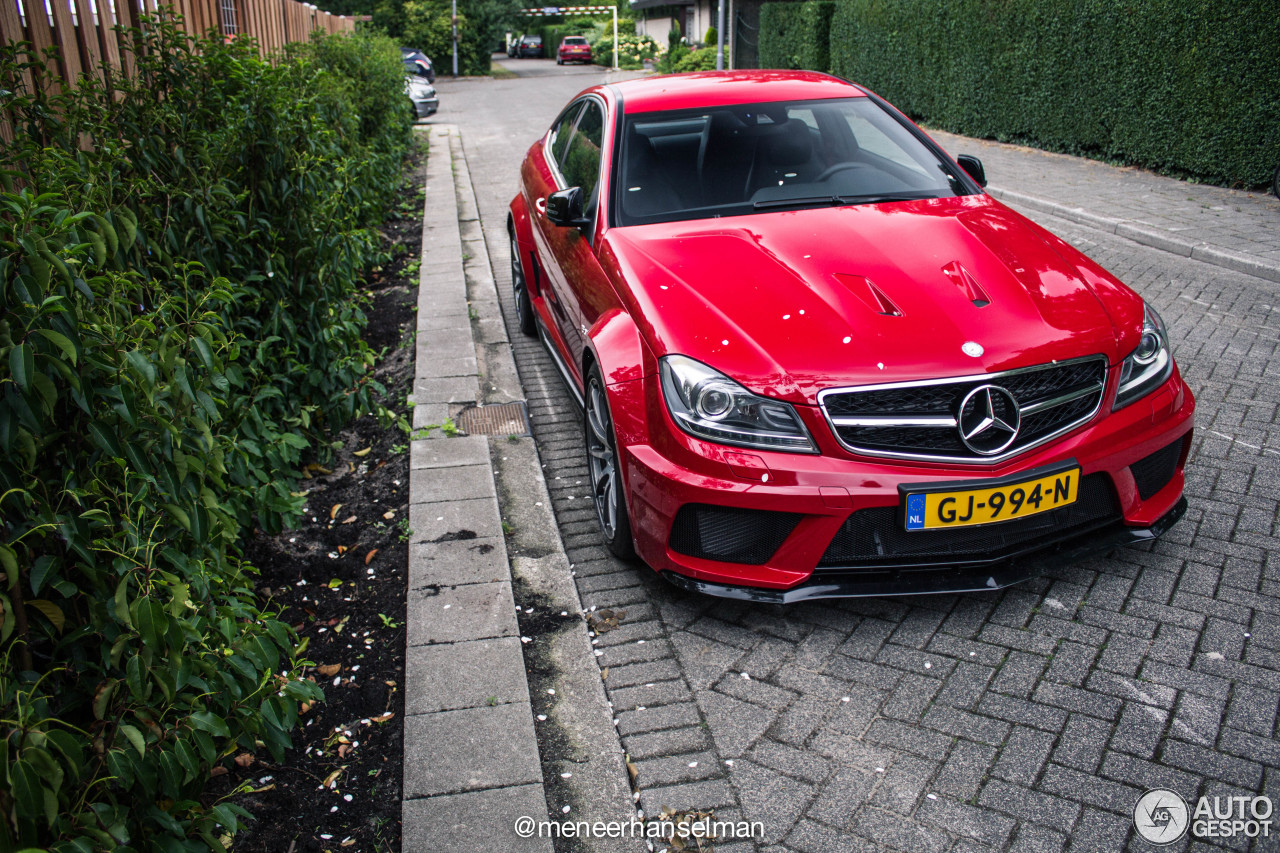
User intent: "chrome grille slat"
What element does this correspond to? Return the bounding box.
[818,355,1108,464]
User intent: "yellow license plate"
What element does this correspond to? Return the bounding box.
[903,468,1080,531]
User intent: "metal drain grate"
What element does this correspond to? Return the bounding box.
[456,402,531,436]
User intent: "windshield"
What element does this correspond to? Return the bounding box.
[616,97,970,225]
[564,37,587,44]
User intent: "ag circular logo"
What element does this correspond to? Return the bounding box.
[957,385,1021,455]
[1134,788,1190,844]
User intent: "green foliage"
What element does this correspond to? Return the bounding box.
[826,0,1280,187]
[659,43,720,74]
[759,1,835,72]
[390,0,522,75]
[0,21,409,852]
[592,31,660,69]
[703,26,718,46]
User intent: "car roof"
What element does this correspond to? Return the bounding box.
[609,70,864,114]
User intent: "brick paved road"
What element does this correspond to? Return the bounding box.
[434,62,1280,852]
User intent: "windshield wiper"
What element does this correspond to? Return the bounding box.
[835,191,938,205]
[752,196,844,211]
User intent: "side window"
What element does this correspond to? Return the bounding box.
[561,99,605,201]
[549,102,584,167]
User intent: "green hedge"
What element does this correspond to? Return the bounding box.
[0,21,410,851]
[826,0,1280,187]
[759,1,835,73]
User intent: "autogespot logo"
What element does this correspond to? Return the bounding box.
[1134,789,1190,844]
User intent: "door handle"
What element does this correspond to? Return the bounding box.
[535,197,547,215]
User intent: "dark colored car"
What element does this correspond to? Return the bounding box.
[517,34,544,58]
[507,71,1194,603]
[557,35,593,65]
[400,47,435,83]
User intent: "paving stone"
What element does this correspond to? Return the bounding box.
[695,690,778,759]
[632,751,721,787]
[992,726,1055,785]
[933,739,997,801]
[851,806,949,853]
[639,778,737,814]
[615,701,701,738]
[749,739,832,784]
[401,785,552,853]
[978,779,1081,835]
[1008,823,1067,853]
[916,795,1016,848]
[728,759,813,844]
[409,498,504,544]
[402,703,541,797]
[1037,763,1141,815]
[1051,713,1111,773]
[622,726,711,761]
[806,765,878,828]
[405,637,529,714]
[409,463,496,503]
[868,753,937,814]
[406,581,517,646]
[408,536,509,587]
[921,704,1010,747]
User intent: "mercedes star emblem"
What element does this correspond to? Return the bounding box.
[962,341,984,357]
[958,384,1021,455]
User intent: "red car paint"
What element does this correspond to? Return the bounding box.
[508,71,1194,601]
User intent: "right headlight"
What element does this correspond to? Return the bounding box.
[1113,303,1173,410]
[659,355,816,453]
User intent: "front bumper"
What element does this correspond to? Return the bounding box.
[613,366,1194,600]
[410,94,439,119]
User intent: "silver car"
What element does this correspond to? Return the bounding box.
[406,75,438,119]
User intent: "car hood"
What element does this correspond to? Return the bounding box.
[604,195,1142,405]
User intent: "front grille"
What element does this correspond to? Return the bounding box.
[818,473,1121,568]
[670,504,802,565]
[820,356,1108,462]
[1131,437,1184,500]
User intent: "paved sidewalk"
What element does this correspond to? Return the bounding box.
[401,123,637,852]
[928,128,1280,284]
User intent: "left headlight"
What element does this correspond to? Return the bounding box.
[1113,303,1173,410]
[660,355,816,453]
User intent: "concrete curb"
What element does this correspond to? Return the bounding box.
[402,124,638,852]
[989,186,1280,285]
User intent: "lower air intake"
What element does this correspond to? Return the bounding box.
[1131,437,1184,500]
[669,504,803,565]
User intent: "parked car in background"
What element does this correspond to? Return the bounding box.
[557,35,593,65]
[401,46,435,83]
[508,71,1194,603]
[405,73,438,119]
[517,34,544,58]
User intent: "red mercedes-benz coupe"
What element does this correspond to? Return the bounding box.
[507,71,1194,603]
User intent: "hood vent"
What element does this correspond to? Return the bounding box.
[834,273,901,317]
[942,261,991,308]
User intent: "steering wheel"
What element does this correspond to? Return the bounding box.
[814,162,866,182]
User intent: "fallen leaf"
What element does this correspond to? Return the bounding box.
[317,664,342,677]
[210,766,228,778]
[353,447,372,457]
[364,549,379,565]
[383,680,397,687]
[328,578,342,589]
[322,768,344,788]
[381,510,395,520]
[601,667,609,680]
[337,545,347,555]
[329,503,343,520]
[371,712,394,723]
[337,744,352,758]
[626,758,638,782]
[341,840,356,848]
[248,783,276,793]
[234,753,255,768]
[333,616,350,634]
[341,515,357,525]
[300,701,314,715]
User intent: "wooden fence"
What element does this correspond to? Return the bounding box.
[0,0,354,91]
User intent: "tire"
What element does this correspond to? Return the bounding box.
[557,57,563,65]
[585,365,636,560]
[510,232,537,337]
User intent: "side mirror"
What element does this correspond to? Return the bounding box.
[957,154,987,188]
[546,187,591,229]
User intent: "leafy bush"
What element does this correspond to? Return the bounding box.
[659,43,720,73]
[0,20,410,851]
[593,32,660,69]
[759,1,835,72]
[826,0,1280,187]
